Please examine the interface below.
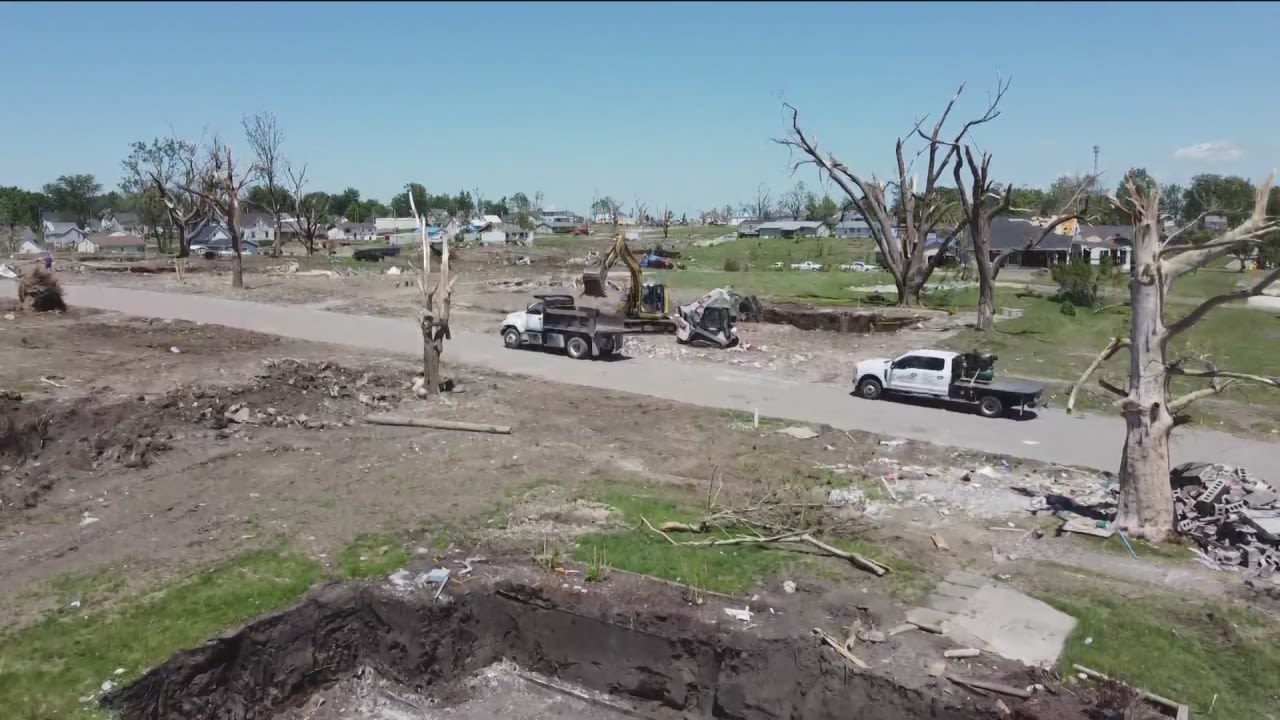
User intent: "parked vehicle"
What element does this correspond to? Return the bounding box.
[790,261,823,271]
[501,294,626,359]
[852,349,1045,418]
[840,261,875,272]
[353,246,401,262]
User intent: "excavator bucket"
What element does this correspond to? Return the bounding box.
[580,271,607,297]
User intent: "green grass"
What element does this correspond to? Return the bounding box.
[654,269,894,304]
[0,550,325,720]
[676,236,878,270]
[574,489,930,600]
[335,533,411,579]
[1044,588,1280,718]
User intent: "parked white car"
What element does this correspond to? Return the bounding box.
[790,261,823,271]
[840,261,875,272]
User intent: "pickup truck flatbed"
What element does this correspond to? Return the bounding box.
[854,349,1044,418]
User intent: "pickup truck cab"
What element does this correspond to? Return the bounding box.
[853,349,1045,418]
[501,294,625,359]
[790,261,823,271]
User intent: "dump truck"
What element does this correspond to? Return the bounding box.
[580,232,676,333]
[501,293,626,359]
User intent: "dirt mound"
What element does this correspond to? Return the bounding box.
[758,304,928,333]
[16,268,66,312]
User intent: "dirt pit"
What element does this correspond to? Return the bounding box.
[108,561,1079,720]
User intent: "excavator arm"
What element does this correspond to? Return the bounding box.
[581,232,644,317]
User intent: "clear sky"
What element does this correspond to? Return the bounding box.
[2,1,1277,215]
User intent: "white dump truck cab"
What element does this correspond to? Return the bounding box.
[501,294,625,359]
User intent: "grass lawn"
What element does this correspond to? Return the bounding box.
[676,236,879,270]
[1044,583,1280,719]
[653,269,896,304]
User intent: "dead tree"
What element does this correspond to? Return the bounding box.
[1067,171,1279,542]
[243,112,287,254]
[125,137,208,281]
[661,205,672,239]
[954,150,1094,331]
[409,192,454,397]
[286,163,329,255]
[776,80,1009,306]
[184,138,257,289]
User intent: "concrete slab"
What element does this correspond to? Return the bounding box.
[905,607,950,628]
[945,584,1076,668]
[932,582,979,601]
[943,570,989,589]
[923,593,971,615]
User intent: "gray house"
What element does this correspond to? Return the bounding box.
[42,221,89,249]
[834,218,874,238]
[758,220,830,239]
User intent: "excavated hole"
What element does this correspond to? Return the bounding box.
[105,571,1014,720]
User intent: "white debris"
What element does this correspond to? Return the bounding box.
[385,266,402,276]
[782,580,797,594]
[79,515,99,527]
[724,607,753,622]
[169,346,181,354]
[776,426,819,440]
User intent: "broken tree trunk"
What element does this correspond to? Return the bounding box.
[411,193,453,398]
[1116,213,1175,541]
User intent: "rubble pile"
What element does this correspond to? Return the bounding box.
[1172,462,1280,571]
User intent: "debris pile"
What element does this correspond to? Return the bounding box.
[1172,462,1279,571]
[17,267,67,312]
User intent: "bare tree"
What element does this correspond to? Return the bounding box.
[1067,171,1279,542]
[954,151,1095,331]
[776,80,1008,307]
[780,180,807,219]
[243,112,286,254]
[408,192,454,398]
[749,183,773,221]
[632,197,648,229]
[124,137,209,281]
[184,137,257,289]
[286,163,329,255]
[661,205,672,239]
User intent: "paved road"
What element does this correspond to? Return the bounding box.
[7,279,1275,476]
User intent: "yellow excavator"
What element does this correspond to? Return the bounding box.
[580,231,676,333]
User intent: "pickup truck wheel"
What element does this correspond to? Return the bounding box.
[566,336,590,359]
[502,328,521,349]
[856,377,883,400]
[978,395,1005,418]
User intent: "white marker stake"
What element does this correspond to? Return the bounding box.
[753,408,759,429]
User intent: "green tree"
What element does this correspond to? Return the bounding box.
[0,187,37,250]
[804,194,839,224]
[329,187,360,219]
[390,183,428,217]
[1009,186,1051,215]
[1112,168,1155,224]
[1160,183,1185,224]
[1182,174,1257,224]
[42,174,101,227]
[245,185,295,214]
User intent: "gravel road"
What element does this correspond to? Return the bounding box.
[9,279,1275,478]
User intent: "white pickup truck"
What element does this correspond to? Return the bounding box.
[852,349,1045,418]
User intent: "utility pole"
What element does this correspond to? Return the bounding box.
[1092,145,1100,177]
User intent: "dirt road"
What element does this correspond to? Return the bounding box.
[11,279,1276,478]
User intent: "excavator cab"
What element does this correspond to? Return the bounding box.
[580,232,675,332]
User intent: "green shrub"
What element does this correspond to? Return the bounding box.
[723,257,742,272]
[1050,257,1115,308]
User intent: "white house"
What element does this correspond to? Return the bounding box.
[375,217,422,234]
[42,221,89,249]
[18,238,44,255]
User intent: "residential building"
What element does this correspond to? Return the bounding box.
[1204,215,1229,232]
[98,211,142,235]
[833,218,874,238]
[757,220,830,239]
[971,217,1073,268]
[92,233,147,254]
[187,220,260,254]
[375,217,422,235]
[240,212,277,244]
[327,222,376,245]
[538,210,579,233]
[1073,224,1132,271]
[42,221,89,249]
[736,220,761,237]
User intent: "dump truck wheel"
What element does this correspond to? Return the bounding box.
[856,377,883,400]
[502,327,521,349]
[566,336,590,359]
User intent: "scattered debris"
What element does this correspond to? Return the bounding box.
[859,629,886,644]
[1061,517,1115,538]
[17,267,67,312]
[364,414,512,435]
[643,517,888,576]
[169,346,181,354]
[775,425,819,440]
[39,377,67,389]
[724,607,752,622]
[1073,664,1189,720]
[1170,462,1278,572]
[781,579,796,594]
[385,266,402,276]
[944,648,980,659]
[931,534,951,552]
[813,627,867,670]
[945,674,1030,699]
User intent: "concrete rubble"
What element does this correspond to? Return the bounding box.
[1170,462,1280,572]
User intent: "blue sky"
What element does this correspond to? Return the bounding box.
[2,1,1277,215]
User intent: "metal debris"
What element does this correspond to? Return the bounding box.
[1171,463,1279,571]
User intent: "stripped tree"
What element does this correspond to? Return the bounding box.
[408,192,454,397]
[285,163,329,255]
[123,137,208,281]
[243,112,287,254]
[184,138,257,289]
[775,80,1009,306]
[954,151,1095,331]
[1067,171,1279,541]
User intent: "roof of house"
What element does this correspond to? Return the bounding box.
[242,212,274,227]
[1076,224,1132,244]
[10,226,37,243]
[758,220,824,231]
[105,211,141,226]
[87,233,146,248]
[45,221,81,235]
[985,217,1074,252]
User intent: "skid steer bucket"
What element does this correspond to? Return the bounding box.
[580,271,607,297]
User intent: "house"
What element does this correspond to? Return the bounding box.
[1072,224,1132,271]
[737,220,761,237]
[973,217,1074,268]
[757,220,830,239]
[833,218,874,239]
[14,227,42,255]
[538,211,579,233]
[375,217,422,236]
[240,213,277,245]
[1204,215,1229,232]
[98,211,141,235]
[187,220,259,254]
[505,227,533,246]
[42,221,89,249]
[479,228,507,246]
[327,222,376,245]
[8,225,38,248]
[82,233,147,254]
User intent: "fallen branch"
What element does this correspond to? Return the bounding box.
[1072,665,1189,720]
[945,674,1031,699]
[641,518,889,576]
[39,377,68,389]
[813,627,868,670]
[1066,337,1130,413]
[364,414,512,434]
